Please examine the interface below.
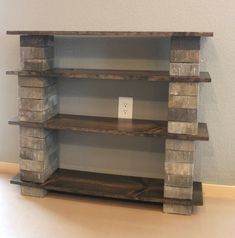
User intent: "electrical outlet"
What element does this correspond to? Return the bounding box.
[118,97,133,119]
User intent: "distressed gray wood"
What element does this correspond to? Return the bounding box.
[166,139,194,151]
[165,162,193,176]
[18,77,56,87]
[168,121,198,135]
[20,35,54,47]
[20,47,54,60]
[166,150,194,163]
[19,84,57,99]
[169,83,198,96]
[20,186,47,197]
[169,95,198,109]
[20,127,50,138]
[165,174,193,188]
[22,59,53,71]
[19,95,57,111]
[19,105,58,122]
[168,108,197,122]
[163,204,192,215]
[164,185,193,199]
[20,132,57,150]
[170,63,200,76]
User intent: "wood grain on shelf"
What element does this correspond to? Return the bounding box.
[8,114,209,140]
[6,68,211,82]
[10,169,203,206]
[7,31,213,37]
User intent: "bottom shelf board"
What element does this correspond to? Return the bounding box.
[11,169,203,206]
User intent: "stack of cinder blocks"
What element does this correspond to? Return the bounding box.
[164,37,200,215]
[18,35,58,197]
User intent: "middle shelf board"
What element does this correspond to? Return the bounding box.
[7,68,211,83]
[9,114,209,141]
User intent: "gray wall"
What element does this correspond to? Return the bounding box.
[1,0,235,185]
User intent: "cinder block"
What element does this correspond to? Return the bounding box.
[168,108,197,122]
[18,77,56,88]
[19,94,57,111]
[20,132,57,150]
[19,84,57,99]
[19,104,58,122]
[166,150,194,163]
[170,63,199,76]
[169,83,198,96]
[20,186,47,197]
[166,139,194,152]
[20,151,58,172]
[165,162,193,176]
[170,50,199,63]
[164,185,193,199]
[20,151,58,183]
[169,95,198,109]
[18,84,57,99]
[165,174,193,187]
[20,127,50,138]
[20,35,54,47]
[163,204,192,215]
[171,37,200,51]
[21,59,53,71]
[168,121,198,135]
[20,46,54,60]
[20,143,57,161]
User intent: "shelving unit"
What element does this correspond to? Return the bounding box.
[7,30,213,215]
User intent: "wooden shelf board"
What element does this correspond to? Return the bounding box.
[10,168,203,206]
[7,31,213,37]
[6,68,211,83]
[8,114,209,141]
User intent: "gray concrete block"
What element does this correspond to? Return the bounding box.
[22,59,53,71]
[166,139,195,152]
[20,35,54,47]
[165,174,193,188]
[168,121,198,135]
[168,108,197,122]
[20,46,54,60]
[171,37,200,51]
[19,84,57,99]
[18,77,56,88]
[164,185,193,199]
[20,127,50,138]
[20,186,47,197]
[19,104,58,122]
[165,161,193,176]
[170,63,200,76]
[20,132,57,150]
[19,94,57,111]
[169,83,198,96]
[163,204,192,215]
[166,149,194,163]
[169,95,198,109]
[170,50,199,63]
[20,143,57,161]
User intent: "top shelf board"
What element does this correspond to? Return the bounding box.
[6,31,213,37]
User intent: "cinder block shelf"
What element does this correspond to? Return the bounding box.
[6,68,211,83]
[9,114,209,141]
[7,30,213,215]
[10,169,203,206]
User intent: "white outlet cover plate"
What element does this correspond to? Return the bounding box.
[118,97,133,119]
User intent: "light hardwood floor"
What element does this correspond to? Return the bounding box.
[0,162,235,238]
